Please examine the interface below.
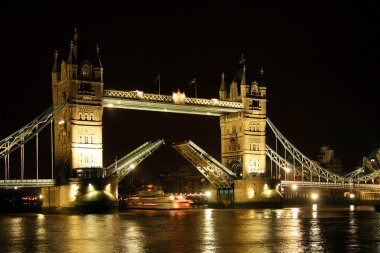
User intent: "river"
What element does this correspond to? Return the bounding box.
[1,205,380,252]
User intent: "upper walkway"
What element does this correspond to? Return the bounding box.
[102,89,244,116]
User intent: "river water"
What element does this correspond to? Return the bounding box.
[1,205,380,253]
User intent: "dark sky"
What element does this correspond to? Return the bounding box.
[0,2,379,181]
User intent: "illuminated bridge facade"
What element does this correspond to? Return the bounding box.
[1,31,380,207]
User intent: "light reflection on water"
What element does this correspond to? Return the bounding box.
[0,205,380,253]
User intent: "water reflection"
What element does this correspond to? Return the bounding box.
[309,205,324,252]
[201,209,216,252]
[0,206,378,252]
[312,204,318,218]
[122,220,145,252]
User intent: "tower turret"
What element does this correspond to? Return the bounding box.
[220,56,267,180]
[240,66,249,98]
[51,50,59,88]
[219,72,227,100]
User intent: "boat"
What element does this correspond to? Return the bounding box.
[122,186,193,209]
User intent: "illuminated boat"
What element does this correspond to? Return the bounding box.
[123,188,193,209]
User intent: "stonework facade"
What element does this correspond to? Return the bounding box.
[51,32,104,178]
[219,65,267,179]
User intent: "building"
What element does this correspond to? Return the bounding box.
[317,145,343,175]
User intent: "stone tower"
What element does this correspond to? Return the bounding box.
[51,29,104,179]
[219,56,267,180]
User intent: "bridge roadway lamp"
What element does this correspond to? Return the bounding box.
[58,120,65,125]
[291,184,298,190]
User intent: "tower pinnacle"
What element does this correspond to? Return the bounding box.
[241,66,247,86]
[68,41,75,64]
[52,50,59,73]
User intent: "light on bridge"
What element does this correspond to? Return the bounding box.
[173,90,186,104]
[88,183,95,192]
[205,191,211,197]
[291,184,298,190]
[248,189,255,198]
[284,167,290,173]
[39,194,43,199]
[14,186,18,190]
[136,90,144,98]
[107,103,114,107]
[70,184,78,201]
[349,193,355,199]
[58,120,65,125]
[130,164,136,170]
[311,193,319,201]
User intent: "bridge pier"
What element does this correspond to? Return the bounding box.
[233,178,283,207]
[42,178,118,213]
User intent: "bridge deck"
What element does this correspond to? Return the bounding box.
[0,179,55,188]
[281,180,380,191]
[103,89,243,116]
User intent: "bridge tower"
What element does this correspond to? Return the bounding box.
[51,29,104,179]
[219,56,267,180]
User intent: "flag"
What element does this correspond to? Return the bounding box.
[155,73,160,83]
[189,77,196,86]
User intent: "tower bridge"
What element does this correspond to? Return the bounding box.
[1,31,380,211]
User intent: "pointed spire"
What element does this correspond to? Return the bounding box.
[96,44,103,68]
[260,67,264,87]
[72,27,80,62]
[241,66,247,86]
[68,40,75,64]
[73,27,79,42]
[219,72,226,91]
[52,50,59,73]
[239,53,246,66]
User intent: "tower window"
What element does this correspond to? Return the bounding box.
[249,124,260,132]
[249,100,260,109]
[81,64,91,78]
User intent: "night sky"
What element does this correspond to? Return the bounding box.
[0,2,379,181]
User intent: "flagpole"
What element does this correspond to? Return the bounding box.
[159,77,161,95]
[195,83,197,98]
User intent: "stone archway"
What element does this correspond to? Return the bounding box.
[230,161,243,179]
